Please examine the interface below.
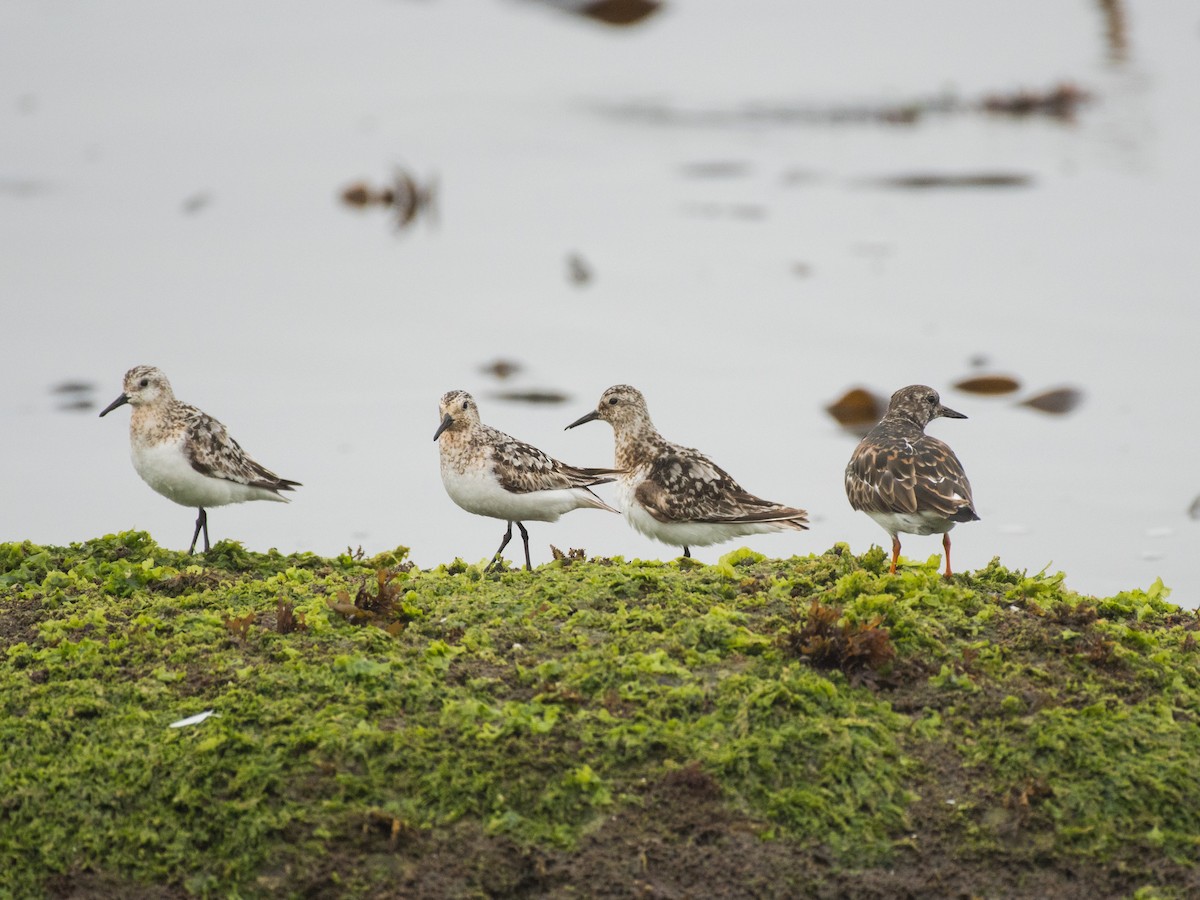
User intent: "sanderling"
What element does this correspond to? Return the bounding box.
[845,384,978,578]
[434,390,619,572]
[565,384,808,557]
[99,366,300,554]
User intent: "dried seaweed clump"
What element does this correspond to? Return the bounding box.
[330,569,415,636]
[779,599,895,685]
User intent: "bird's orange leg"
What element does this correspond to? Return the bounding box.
[890,536,901,574]
[942,533,953,579]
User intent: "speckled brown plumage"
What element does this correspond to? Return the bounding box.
[434,390,620,571]
[845,384,977,577]
[180,405,300,492]
[99,365,299,555]
[566,384,807,556]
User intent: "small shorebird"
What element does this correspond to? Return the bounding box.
[434,390,619,572]
[566,384,808,557]
[845,384,978,578]
[99,366,300,554]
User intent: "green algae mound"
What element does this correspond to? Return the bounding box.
[1,534,1198,897]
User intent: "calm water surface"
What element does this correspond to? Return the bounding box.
[3,1,1199,603]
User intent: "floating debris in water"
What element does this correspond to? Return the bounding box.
[954,375,1021,395]
[480,359,522,381]
[1019,387,1083,415]
[181,192,212,215]
[981,83,1090,121]
[598,81,1089,128]
[869,173,1032,190]
[50,379,96,412]
[567,252,592,286]
[340,168,437,231]
[1097,0,1128,64]
[531,0,663,26]
[492,389,570,405]
[679,160,751,179]
[825,387,886,436]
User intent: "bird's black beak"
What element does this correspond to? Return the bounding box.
[938,404,967,420]
[565,409,599,430]
[433,412,454,440]
[98,393,129,418]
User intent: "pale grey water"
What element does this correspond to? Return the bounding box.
[3,1,1199,603]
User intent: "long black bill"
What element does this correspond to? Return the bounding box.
[98,393,130,418]
[938,404,968,420]
[432,413,454,441]
[565,409,599,430]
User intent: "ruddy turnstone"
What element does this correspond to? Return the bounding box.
[434,390,619,572]
[565,384,808,557]
[99,366,300,554]
[844,384,979,578]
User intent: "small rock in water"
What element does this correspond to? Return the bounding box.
[481,359,523,381]
[954,375,1020,395]
[567,252,592,286]
[574,0,663,26]
[1019,387,1083,415]
[825,387,886,437]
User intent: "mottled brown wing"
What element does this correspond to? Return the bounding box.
[912,435,976,518]
[845,434,973,518]
[490,429,617,494]
[183,406,300,491]
[635,449,806,525]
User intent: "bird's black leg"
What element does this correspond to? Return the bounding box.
[189,508,209,555]
[516,520,530,571]
[683,546,691,558]
[487,521,514,571]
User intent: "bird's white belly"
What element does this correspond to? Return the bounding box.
[441,465,587,523]
[867,510,955,537]
[132,439,277,509]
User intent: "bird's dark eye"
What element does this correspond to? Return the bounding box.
[608,397,618,406]
[461,400,469,410]
[927,395,936,404]
[139,378,150,388]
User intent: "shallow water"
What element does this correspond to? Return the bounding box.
[4,1,1199,603]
